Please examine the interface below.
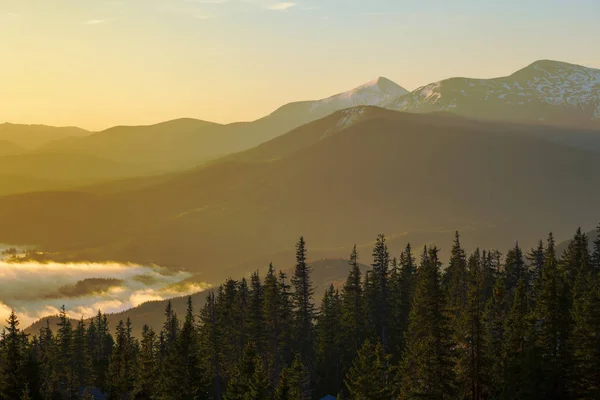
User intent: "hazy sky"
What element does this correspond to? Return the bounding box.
[1,0,599,130]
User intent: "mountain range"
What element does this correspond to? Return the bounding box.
[1,105,599,285]
[4,59,600,334]
[1,59,599,197]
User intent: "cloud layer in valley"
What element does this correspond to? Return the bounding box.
[0,257,209,327]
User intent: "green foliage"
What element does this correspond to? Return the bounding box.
[344,340,395,400]
[2,228,600,400]
[316,285,343,397]
[224,343,270,400]
[291,236,316,369]
[275,356,311,400]
[400,246,456,399]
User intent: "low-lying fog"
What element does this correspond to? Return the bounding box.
[0,245,209,326]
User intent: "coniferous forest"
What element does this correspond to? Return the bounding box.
[1,227,600,400]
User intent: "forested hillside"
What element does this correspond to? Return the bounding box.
[2,226,599,399]
[1,108,599,284]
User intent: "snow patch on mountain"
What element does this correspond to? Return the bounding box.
[384,60,600,124]
[310,77,408,114]
[320,107,368,140]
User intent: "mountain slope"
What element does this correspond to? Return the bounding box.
[0,151,170,196]
[386,60,600,128]
[37,79,408,171]
[0,140,24,156]
[0,108,598,284]
[0,123,90,149]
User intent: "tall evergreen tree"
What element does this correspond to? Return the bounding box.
[248,271,266,355]
[163,296,208,400]
[263,263,282,385]
[291,236,316,371]
[224,343,270,400]
[134,324,159,399]
[568,260,600,398]
[0,311,26,399]
[397,243,416,336]
[533,233,566,399]
[277,271,294,368]
[504,242,526,303]
[87,311,113,391]
[527,240,545,286]
[107,318,137,400]
[341,246,364,371]
[370,234,391,351]
[443,231,468,312]
[275,356,311,400]
[72,318,91,392]
[38,319,57,400]
[482,275,507,398]
[315,285,343,398]
[455,249,486,400]
[502,279,531,399]
[344,340,395,400]
[400,246,456,399]
[200,291,223,400]
[55,306,77,399]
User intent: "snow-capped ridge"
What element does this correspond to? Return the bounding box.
[320,106,370,139]
[384,59,600,124]
[309,78,408,114]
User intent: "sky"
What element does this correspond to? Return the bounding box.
[1,0,600,130]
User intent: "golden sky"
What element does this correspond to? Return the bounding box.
[1,0,599,130]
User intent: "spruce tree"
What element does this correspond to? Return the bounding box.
[107,319,137,400]
[88,311,113,391]
[504,242,526,304]
[0,311,26,399]
[55,306,77,399]
[248,271,266,355]
[397,243,416,351]
[568,262,600,398]
[263,263,282,383]
[163,296,208,400]
[199,291,224,400]
[291,236,316,371]
[277,271,294,368]
[224,343,270,400]
[344,340,395,400]
[341,246,364,371]
[481,275,507,398]
[533,233,566,399]
[315,285,343,397]
[370,234,390,351]
[38,319,57,400]
[400,246,456,399]
[455,249,486,400]
[134,324,159,399]
[73,318,91,392]
[502,279,531,399]
[275,356,311,400]
[231,278,250,369]
[526,240,545,299]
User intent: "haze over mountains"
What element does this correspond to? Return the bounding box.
[2,105,599,284]
[2,58,600,332]
[2,60,599,197]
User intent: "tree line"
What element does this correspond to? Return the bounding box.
[1,227,600,399]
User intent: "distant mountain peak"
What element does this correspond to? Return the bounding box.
[344,77,408,97]
[385,59,600,125]
[307,78,408,116]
